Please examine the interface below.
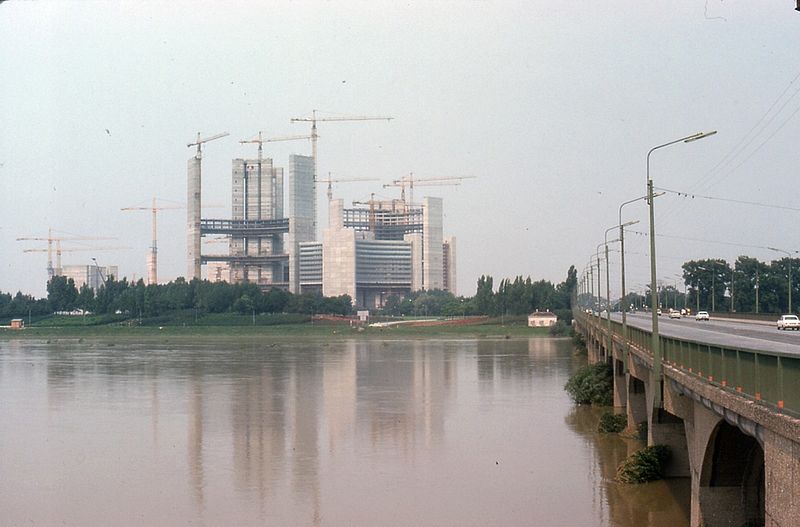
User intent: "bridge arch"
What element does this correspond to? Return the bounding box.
[699,420,765,527]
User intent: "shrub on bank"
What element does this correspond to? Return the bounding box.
[572,332,587,353]
[564,362,613,406]
[548,320,570,336]
[598,412,627,433]
[617,445,671,484]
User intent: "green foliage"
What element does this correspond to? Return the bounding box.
[47,276,78,311]
[0,291,49,321]
[475,275,495,315]
[617,445,671,484]
[548,320,570,336]
[564,362,613,406]
[598,412,627,433]
[572,332,587,353]
[681,255,800,314]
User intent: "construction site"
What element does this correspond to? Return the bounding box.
[18,112,463,309]
[186,112,463,309]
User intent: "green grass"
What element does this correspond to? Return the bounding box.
[0,316,557,340]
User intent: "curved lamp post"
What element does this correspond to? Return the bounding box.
[647,130,717,410]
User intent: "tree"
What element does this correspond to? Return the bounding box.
[474,275,494,315]
[77,284,95,312]
[682,259,730,312]
[47,276,78,312]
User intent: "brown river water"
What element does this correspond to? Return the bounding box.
[0,337,689,526]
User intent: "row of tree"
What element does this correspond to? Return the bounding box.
[378,267,577,318]
[680,257,795,314]
[0,291,49,319]
[3,264,581,322]
[43,275,353,317]
[584,256,800,314]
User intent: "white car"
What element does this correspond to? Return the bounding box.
[777,314,800,330]
[695,311,710,321]
[668,311,681,319]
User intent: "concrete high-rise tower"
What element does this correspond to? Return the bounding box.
[287,154,315,293]
[422,197,444,291]
[229,158,284,285]
[187,156,202,280]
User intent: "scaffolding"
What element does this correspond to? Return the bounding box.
[343,200,423,241]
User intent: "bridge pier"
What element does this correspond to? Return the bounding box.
[625,375,647,437]
[763,428,800,527]
[612,359,627,408]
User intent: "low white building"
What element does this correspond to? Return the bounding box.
[528,311,558,327]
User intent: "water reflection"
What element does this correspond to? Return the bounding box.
[564,405,691,526]
[0,337,688,526]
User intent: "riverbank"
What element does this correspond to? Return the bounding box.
[0,319,560,340]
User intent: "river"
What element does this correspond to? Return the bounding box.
[0,337,689,526]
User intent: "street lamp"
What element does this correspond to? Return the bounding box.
[674,274,686,311]
[767,247,797,313]
[647,130,717,411]
[594,243,608,317]
[603,226,623,359]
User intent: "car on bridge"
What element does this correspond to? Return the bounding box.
[695,311,710,321]
[777,314,800,330]
[669,310,681,319]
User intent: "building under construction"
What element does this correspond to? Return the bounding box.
[297,196,456,308]
[186,137,457,308]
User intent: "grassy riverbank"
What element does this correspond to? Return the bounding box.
[0,315,561,340]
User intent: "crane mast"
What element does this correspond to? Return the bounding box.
[17,230,116,279]
[121,198,183,285]
[318,173,379,202]
[290,110,393,183]
[384,174,476,207]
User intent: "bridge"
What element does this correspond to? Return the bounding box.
[200,218,289,236]
[574,309,800,527]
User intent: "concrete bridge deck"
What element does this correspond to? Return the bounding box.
[575,310,800,527]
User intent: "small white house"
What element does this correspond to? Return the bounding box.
[528,311,557,327]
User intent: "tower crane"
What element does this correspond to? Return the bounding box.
[383,174,477,206]
[121,198,184,285]
[17,229,117,278]
[187,131,229,159]
[290,111,393,184]
[23,245,129,282]
[318,173,379,202]
[239,132,312,221]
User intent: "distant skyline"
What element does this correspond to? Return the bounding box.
[2,2,800,298]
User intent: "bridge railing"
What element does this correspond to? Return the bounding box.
[575,310,799,418]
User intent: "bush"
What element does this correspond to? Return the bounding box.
[598,412,627,433]
[564,362,613,406]
[617,445,671,484]
[572,332,587,353]
[548,320,570,336]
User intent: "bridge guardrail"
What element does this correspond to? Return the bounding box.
[575,310,799,418]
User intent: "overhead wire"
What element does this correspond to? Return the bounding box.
[653,65,800,232]
[654,186,800,213]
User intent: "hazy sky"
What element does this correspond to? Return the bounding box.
[2,1,799,298]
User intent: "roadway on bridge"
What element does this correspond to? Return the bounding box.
[604,312,800,356]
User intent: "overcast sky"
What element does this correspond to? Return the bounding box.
[2,1,799,298]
